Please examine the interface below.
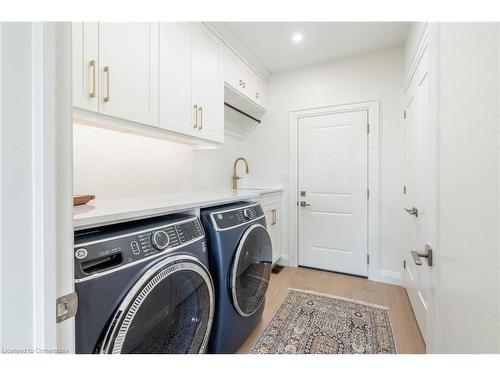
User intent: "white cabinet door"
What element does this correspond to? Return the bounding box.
[223,46,244,93]
[159,23,195,137]
[254,75,267,108]
[265,204,281,263]
[72,22,98,111]
[191,24,224,143]
[99,22,159,126]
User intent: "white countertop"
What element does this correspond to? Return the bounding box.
[73,188,283,230]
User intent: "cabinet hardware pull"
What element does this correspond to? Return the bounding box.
[89,60,96,98]
[199,106,203,130]
[104,66,110,102]
[239,79,243,87]
[193,105,198,128]
[271,209,277,225]
[255,92,259,99]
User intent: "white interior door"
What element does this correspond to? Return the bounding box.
[298,110,368,276]
[403,45,436,350]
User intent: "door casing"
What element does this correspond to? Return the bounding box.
[288,101,380,281]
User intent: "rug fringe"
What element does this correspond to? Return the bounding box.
[288,288,391,310]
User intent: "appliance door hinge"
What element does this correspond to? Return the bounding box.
[367,189,369,199]
[367,123,370,133]
[367,254,370,264]
[403,110,407,119]
[403,260,406,269]
[403,185,407,194]
[56,292,78,323]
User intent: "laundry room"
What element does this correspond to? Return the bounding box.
[2,1,500,373]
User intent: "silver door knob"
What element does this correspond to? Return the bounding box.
[300,201,311,207]
[405,207,418,217]
[411,245,433,266]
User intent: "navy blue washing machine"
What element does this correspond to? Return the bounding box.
[74,214,215,354]
[201,201,273,353]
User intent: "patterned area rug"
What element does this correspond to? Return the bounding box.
[250,289,397,354]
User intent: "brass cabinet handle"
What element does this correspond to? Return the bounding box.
[103,66,110,102]
[199,106,203,130]
[193,105,198,128]
[271,209,277,225]
[89,60,96,98]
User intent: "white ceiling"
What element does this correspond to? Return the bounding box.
[225,22,410,73]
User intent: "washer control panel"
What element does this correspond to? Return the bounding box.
[74,216,204,280]
[212,204,264,230]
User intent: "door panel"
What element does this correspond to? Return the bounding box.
[72,22,98,111]
[99,22,159,126]
[298,110,368,276]
[404,45,435,348]
[191,24,224,143]
[159,22,194,137]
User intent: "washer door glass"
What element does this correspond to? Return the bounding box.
[231,224,273,317]
[103,257,214,354]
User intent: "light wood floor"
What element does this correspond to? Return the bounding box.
[236,266,426,354]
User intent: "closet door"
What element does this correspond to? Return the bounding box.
[191,24,224,143]
[72,22,98,111]
[99,22,159,126]
[159,23,195,137]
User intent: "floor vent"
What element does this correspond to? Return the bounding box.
[272,265,285,274]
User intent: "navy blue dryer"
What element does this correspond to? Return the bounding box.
[74,214,214,354]
[201,202,273,353]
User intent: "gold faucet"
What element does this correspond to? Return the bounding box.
[232,157,249,190]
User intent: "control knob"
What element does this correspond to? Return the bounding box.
[151,230,170,250]
[243,208,252,220]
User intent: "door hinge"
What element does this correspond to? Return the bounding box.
[403,110,407,119]
[367,123,370,133]
[367,189,369,199]
[56,292,78,323]
[403,185,407,194]
[367,254,370,264]
[403,260,406,269]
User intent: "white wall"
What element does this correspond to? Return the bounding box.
[73,46,406,284]
[435,23,500,353]
[238,46,406,282]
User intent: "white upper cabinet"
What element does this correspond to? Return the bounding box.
[72,22,99,112]
[159,23,194,137]
[98,23,159,126]
[72,22,260,145]
[223,47,245,93]
[191,24,224,143]
[222,45,267,110]
[159,23,224,143]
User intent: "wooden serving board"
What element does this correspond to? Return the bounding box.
[73,195,95,206]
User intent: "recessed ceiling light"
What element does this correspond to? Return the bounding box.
[292,33,303,43]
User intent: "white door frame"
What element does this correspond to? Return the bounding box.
[0,22,73,353]
[288,100,380,281]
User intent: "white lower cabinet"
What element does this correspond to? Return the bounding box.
[258,192,282,264]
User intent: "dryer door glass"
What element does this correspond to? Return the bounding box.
[231,224,273,317]
[103,258,214,354]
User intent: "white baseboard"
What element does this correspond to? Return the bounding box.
[376,269,404,286]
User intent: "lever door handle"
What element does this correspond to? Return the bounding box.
[300,201,311,207]
[405,207,418,217]
[411,245,433,266]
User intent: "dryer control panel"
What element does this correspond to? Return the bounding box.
[74,216,204,281]
[211,204,264,230]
